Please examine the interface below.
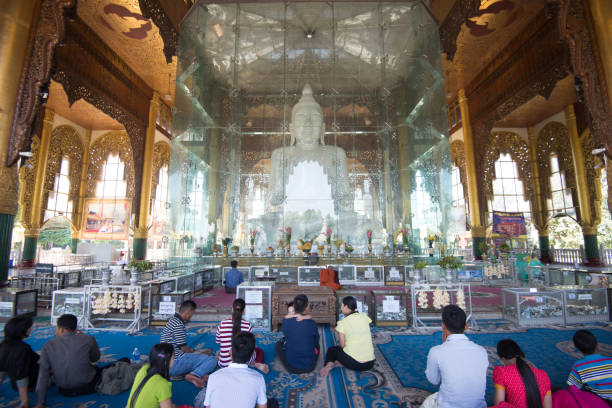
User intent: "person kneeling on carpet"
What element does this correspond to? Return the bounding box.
[320,296,375,377]
[126,343,175,408]
[161,300,217,388]
[224,260,243,294]
[492,339,552,408]
[216,298,269,373]
[34,314,108,407]
[421,305,488,408]
[200,332,278,408]
[275,294,320,373]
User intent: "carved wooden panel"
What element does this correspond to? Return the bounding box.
[271,283,337,329]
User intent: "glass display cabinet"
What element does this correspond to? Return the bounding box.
[422,265,444,283]
[9,275,59,309]
[193,269,205,296]
[410,283,474,328]
[502,288,564,326]
[384,265,406,286]
[270,266,298,283]
[356,266,384,286]
[250,266,270,279]
[525,264,547,284]
[327,265,356,285]
[51,288,87,327]
[223,267,250,283]
[237,281,273,331]
[457,263,484,282]
[150,290,193,326]
[175,273,196,293]
[336,289,371,320]
[547,267,579,286]
[0,288,37,322]
[56,268,82,288]
[556,286,609,324]
[298,267,321,286]
[85,285,143,333]
[372,289,408,326]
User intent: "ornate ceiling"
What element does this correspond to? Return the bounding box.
[77,0,176,104]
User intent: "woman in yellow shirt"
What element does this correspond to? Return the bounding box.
[320,296,375,377]
[126,343,175,408]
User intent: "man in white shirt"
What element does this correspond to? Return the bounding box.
[421,305,488,408]
[204,332,276,408]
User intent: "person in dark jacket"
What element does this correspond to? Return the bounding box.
[0,316,39,408]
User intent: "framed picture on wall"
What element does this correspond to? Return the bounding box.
[81,198,131,240]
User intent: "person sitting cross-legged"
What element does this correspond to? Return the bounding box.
[161,300,217,388]
[126,343,175,408]
[224,260,243,294]
[203,332,279,408]
[421,305,488,408]
[320,296,375,377]
[566,329,612,402]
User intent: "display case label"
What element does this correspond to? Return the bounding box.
[578,294,593,300]
[0,301,12,310]
[245,304,263,319]
[196,276,203,288]
[245,290,263,304]
[159,301,176,314]
[365,268,375,279]
[255,269,265,278]
[568,293,576,300]
[382,299,400,313]
[65,298,81,304]
[529,288,538,293]
[163,296,171,302]
[280,272,289,276]
[389,268,400,278]
[536,297,544,303]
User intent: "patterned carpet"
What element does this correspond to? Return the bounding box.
[1,319,611,408]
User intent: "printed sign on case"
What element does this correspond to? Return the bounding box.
[159,301,176,315]
[245,290,263,304]
[357,300,364,313]
[382,298,400,313]
[196,275,203,288]
[245,304,263,319]
[389,268,400,278]
[578,294,593,300]
[65,298,81,304]
[365,268,375,279]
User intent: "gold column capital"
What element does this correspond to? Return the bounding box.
[457,88,467,103]
[133,227,149,240]
[24,228,40,238]
[470,225,486,237]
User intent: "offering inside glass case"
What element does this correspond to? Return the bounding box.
[384,265,406,286]
[372,290,408,326]
[237,281,272,331]
[356,266,384,286]
[502,288,564,326]
[271,267,298,283]
[52,289,86,324]
[298,267,321,286]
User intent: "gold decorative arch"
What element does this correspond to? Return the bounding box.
[86,131,135,198]
[482,131,533,202]
[450,140,469,210]
[536,122,576,206]
[151,141,170,189]
[580,128,602,227]
[18,136,40,231]
[42,125,84,227]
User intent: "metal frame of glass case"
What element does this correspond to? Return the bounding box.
[556,286,609,324]
[372,289,408,326]
[84,285,143,333]
[355,266,384,286]
[51,288,87,327]
[270,266,298,283]
[384,265,406,286]
[237,281,273,331]
[502,288,564,326]
[298,266,321,286]
[327,264,356,285]
[0,289,37,322]
[150,290,193,326]
[411,283,475,328]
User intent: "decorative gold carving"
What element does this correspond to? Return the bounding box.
[18,136,40,229]
[554,0,612,154]
[580,128,602,228]
[151,141,170,197]
[7,0,76,166]
[482,131,533,204]
[0,165,20,215]
[536,121,576,204]
[138,0,178,63]
[86,131,135,199]
[41,125,84,227]
[439,0,481,61]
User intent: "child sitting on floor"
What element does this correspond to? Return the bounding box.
[285,301,312,321]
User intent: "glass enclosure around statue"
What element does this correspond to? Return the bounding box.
[169,1,453,256]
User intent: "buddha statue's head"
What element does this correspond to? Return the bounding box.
[290,84,325,149]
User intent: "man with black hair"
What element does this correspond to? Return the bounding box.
[225,260,243,293]
[567,329,612,401]
[161,300,216,388]
[275,294,320,373]
[421,305,488,408]
[203,332,271,408]
[35,314,101,407]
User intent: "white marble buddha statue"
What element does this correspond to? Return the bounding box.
[268,84,353,212]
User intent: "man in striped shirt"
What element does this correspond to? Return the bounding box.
[161,300,217,388]
[567,329,612,401]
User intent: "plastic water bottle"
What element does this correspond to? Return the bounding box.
[132,347,140,363]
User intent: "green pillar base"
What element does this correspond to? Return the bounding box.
[583,234,603,267]
[22,235,38,268]
[0,214,15,282]
[473,236,486,260]
[538,236,551,263]
[133,238,147,260]
[70,238,80,254]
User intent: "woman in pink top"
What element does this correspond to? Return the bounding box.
[493,339,552,408]
[215,298,269,373]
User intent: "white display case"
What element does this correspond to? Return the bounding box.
[223,267,250,283]
[85,285,143,333]
[384,265,406,286]
[237,281,273,331]
[336,289,371,320]
[0,289,37,322]
[298,266,321,286]
[270,266,298,283]
[502,288,564,326]
[355,265,384,286]
[326,264,356,285]
[556,286,609,324]
[456,263,484,282]
[410,283,475,328]
[150,290,192,326]
[372,289,408,326]
[51,288,87,327]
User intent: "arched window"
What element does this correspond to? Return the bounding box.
[548,154,575,216]
[489,153,531,215]
[451,165,465,210]
[152,165,169,214]
[44,157,72,221]
[96,154,127,198]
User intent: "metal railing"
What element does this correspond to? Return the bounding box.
[550,247,584,265]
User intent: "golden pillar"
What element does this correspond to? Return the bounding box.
[0,1,39,278]
[458,89,485,257]
[586,0,612,110]
[527,127,551,262]
[134,92,160,259]
[71,129,90,253]
[566,104,601,265]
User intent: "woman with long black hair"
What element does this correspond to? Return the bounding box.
[493,339,552,408]
[0,316,39,408]
[126,343,174,408]
[215,298,269,373]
